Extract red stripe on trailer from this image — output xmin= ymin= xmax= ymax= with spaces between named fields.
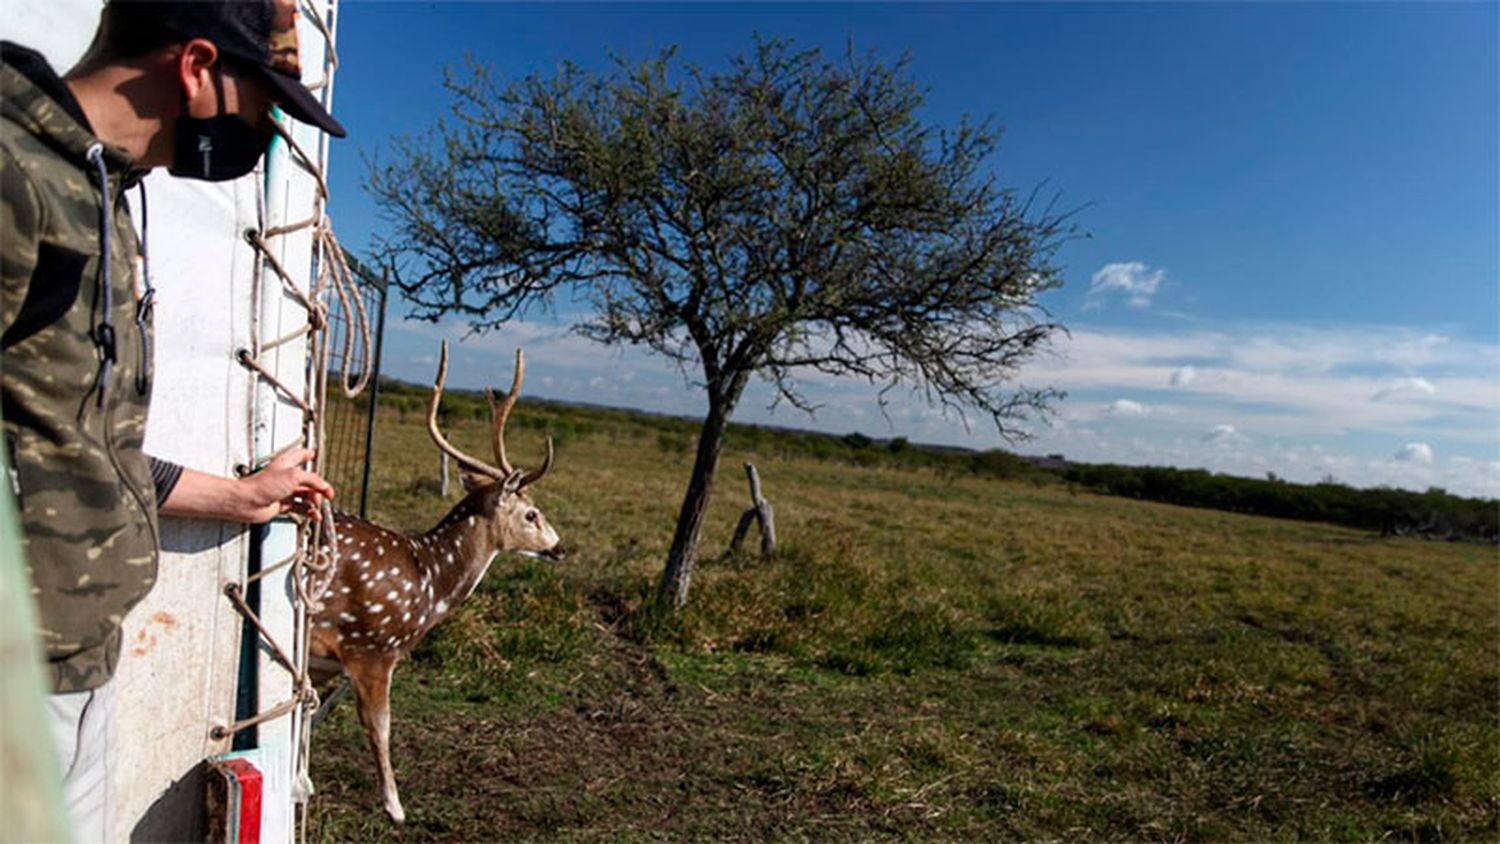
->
xmin=211 ymin=757 xmax=263 ymax=844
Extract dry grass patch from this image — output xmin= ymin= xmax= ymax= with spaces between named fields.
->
xmin=307 ymin=408 xmax=1499 ymax=841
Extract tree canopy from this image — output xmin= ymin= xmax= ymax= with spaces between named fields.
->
xmin=368 ymin=37 xmax=1078 ymax=606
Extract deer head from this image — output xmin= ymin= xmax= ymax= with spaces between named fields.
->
xmin=427 ymin=340 xmax=563 ymax=564
xmin=308 ymin=342 xmax=563 ymax=824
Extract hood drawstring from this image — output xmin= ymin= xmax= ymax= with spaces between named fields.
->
xmin=85 ymin=143 xmax=115 ymax=407
xmin=135 ymin=184 xmax=155 ymax=395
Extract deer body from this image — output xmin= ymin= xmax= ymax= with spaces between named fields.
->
xmin=309 ymin=344 xmax=561 ymax=823
xmin=314 ymin=500 xmax=550 ymax=660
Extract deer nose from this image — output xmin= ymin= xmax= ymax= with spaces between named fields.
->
xmin=542 ymin=543 xmax=567 ymax=562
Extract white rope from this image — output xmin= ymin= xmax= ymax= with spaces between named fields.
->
xmin=317 ymin=221 xmax=373 ymax=398
xmin=218 ymin=4 xmax=373 ymax=839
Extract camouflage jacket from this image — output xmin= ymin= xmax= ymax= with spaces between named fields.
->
xmin=1 ymin=44 xmax=158 ymax=693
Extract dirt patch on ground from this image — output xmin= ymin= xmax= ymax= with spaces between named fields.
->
xmin=307 ymin=612 xmax=943 ymax=841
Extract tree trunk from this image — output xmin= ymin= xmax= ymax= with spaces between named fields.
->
xmin=656 ymin=394 xmax=735 ymax=609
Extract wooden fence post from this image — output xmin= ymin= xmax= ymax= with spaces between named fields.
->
xmin=728 ymin=462 xmax=776 ymax=557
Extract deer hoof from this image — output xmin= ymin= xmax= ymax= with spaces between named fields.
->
xmin=385 ymin=799 xmax=406 ymax=824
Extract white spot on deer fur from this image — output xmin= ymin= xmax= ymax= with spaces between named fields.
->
xmin=380 ymin=616 xmax=391 ymax=626
xmin=467 ymin=516 xmax=475 ymax=526
xmin=435 ymin=600 xmax=448 ymax=614
xmin=386 ymin=590 xmax=398 ymax=600
xmin=370 ymin=603 xmax=384 ymax=613
xmin=446 ymin=553 xmax=454 ymax=563
xmin=339 ymin=612 xmax=355 ymax=622
xmin=403 ymin=612 xmax=411 ymax=622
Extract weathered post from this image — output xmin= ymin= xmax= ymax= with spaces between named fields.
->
xmin=728 ymin=462 xmax=776 ymax=557
xmin=439 ymin=452 xmax=450 ymax=497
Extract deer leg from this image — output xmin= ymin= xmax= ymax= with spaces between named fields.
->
xmin=345 ymin=653 xmax=405 ymax=823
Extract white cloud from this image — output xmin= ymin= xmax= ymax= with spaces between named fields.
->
xmin=1085 ymin=262 xmax=1166 ymax=309
xmin=1203 ymin=424 xmax=1243 ymax=444
xmin=1371 ymin=377 xmax=1437 ymax=402
xmin=1446 ymin=457 xmax=1500 ymax=493
xmin=1224 ymin=329 xmax=1463 ymax=375
xmin=1014 ymin=431 xmax=1494 ymax=498
xmin=1389 ymin=334 xmax=1449 ymax=368
xmin=1169 ymin=365 xmax=1197 ymax=388
xmin=374 ymin=314 xmax=1500 ymax=498
xmin=1032 ymin=325 xmax=1500 ymax=445
xmin=1393 ymin=442 xmax=1433 ymax=464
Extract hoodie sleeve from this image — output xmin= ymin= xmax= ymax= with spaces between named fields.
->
xmin=1 ymin=146 xmax=41 ymax=333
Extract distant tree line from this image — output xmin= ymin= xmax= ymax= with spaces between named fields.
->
xmin=362 ymin=376 xmax=1496 ymax=543
xmin=1063 ymin=463 xmax=1499 ymax=544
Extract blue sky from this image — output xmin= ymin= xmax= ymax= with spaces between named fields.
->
xmin=323 ymin=1 xmax=1499 ymax=497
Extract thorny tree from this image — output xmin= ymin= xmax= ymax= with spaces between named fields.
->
xmin=367 ymin=39 xmax=1076 ymax=608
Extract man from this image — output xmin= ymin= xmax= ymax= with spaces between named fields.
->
xmin=2 ymin=1 xmax=345 ymax=838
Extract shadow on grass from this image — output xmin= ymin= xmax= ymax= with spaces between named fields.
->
xmin=983 ymin=593 xmax=1102 ymax=648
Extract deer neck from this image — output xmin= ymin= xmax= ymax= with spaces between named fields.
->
xmin=416 ymin=497 xmax=500 ymax=614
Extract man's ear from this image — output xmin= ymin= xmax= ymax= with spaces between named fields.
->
xmin=175 ymin=38 xmax=220 ymax=114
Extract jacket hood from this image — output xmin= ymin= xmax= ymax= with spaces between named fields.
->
xmin=1 ymin=41 xmax=135 ymax=177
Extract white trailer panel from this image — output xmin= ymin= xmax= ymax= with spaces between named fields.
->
xmin=4 ymin=2 xmax=341 ymax=840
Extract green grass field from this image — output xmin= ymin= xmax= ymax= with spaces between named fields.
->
xmin=307 ymin=405 xmax=1498 ymax=841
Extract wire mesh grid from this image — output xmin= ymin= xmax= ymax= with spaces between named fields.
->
xmin=321 ymin=253 xmax=387 ymax=517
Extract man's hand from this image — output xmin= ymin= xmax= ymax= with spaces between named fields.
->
xmin=236 ymin=448 xmax=336 ymax=523
xmin=159 ymin=448 xmax=336 ymax=524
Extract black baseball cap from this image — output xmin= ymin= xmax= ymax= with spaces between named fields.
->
xmin=109 ymin=0 xmax=346 ymax=138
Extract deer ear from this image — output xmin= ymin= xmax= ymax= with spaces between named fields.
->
xmin=502 ymin=469 xmax=526 ymax=495
xmin=459 ymin=469 xmax=491 ymax=493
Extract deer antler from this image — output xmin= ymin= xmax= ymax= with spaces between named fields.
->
xmin=428 ymin=341 xmax=506 ymax=480
xmin=429 ymin=342 xmax=554 ymax=488
xmin=484 ymin=349 xmax=552 ymax=489
xmin=485 ymin=350 xmax=523 ymax=476
xmin=519 ymin=436 xmax=553 ymax=488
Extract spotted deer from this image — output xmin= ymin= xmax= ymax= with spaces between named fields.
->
xmin=309 ymin=342 xmax=564 ymax=823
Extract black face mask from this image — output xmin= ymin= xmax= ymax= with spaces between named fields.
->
xmin=168 ymin=67 xmax=273 ymax=182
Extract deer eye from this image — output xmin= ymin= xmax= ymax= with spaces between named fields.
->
xmin=525 ymin=510 xmax=538 ymax=523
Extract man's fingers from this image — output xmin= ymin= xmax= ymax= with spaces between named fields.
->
xmin=294 ymin=470 xmax=335 ymax=498
xmin=278 ymin=492 xmax=322 ymax=522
